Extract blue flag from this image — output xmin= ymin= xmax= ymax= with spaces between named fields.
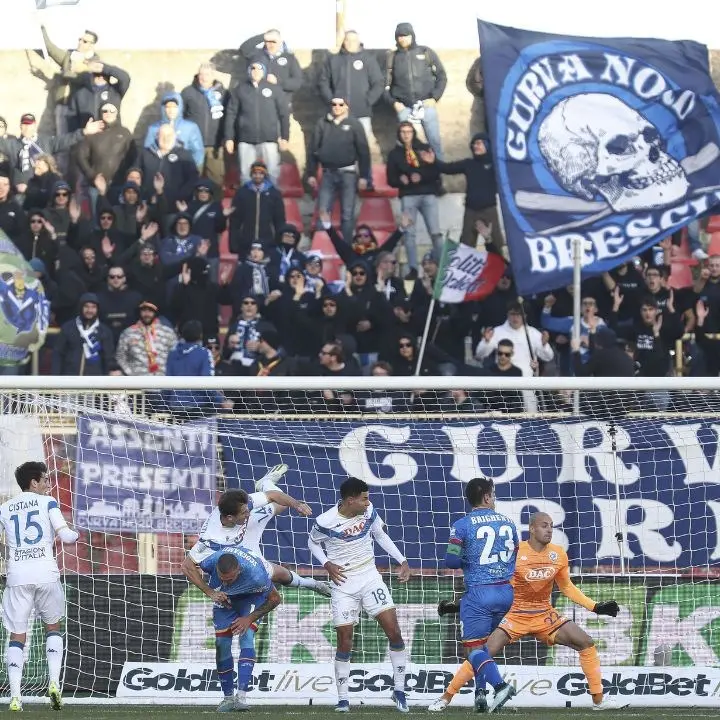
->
xmin=478 ymin=20 xmax=720 ymax=296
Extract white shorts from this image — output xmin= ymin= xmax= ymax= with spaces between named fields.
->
xmin=330 ymin=569 xmax=395 ymax=627
xmin=2 ymin=582 xmax=65 ymax=634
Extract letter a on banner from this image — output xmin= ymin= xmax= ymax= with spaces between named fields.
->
xmin=478 ymin=20 xmax=720 ymax=296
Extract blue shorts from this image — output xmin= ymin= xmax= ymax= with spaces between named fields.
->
xmin=459 ymin=583 xmax=513 ymax=645
xmin=213 ymin=591 xmax=269 ymax=633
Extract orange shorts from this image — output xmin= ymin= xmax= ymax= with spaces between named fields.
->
xmin=498 ymin=608 xmax=569 ymax=646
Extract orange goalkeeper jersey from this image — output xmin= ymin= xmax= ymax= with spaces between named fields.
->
xmin=510 ymin=540 xmax=595 ymax=613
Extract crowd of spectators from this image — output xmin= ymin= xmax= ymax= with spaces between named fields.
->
xmin=0 ymin=21 xmax=717 ymax=416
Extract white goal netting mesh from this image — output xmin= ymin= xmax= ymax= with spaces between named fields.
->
xmin=0 ymin=381 xmax=718 ymax=700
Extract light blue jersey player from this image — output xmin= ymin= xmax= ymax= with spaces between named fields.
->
xmin=445 ymin=477 xmax=518 ymax=714
xmin=196 ymin=546 xmax=281 ymax=712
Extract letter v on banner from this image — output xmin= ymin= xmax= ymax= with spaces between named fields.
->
xmin=477 ymin=19 xmax=720 ymax=296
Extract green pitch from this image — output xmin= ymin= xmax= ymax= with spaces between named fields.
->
xmin=12 ymin=706 xmax=719 ymax=719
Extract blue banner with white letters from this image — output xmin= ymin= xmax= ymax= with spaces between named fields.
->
xmin=219 ymin=418 xmax=720 ymax=570
xmin=477 ymin=21 xmax=720 ymax=296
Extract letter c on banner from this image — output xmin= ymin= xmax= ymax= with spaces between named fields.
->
xmin=339 ymin=426 xmax=418 ymax=486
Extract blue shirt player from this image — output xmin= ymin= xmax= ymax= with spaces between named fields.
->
xmin=198 ymin=546 xmax=281 ymax=712
xmin=445 ymin=476 xmax=518 ymax=714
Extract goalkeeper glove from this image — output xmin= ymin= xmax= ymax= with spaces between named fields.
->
xmin=593 ymin=600 xmax=620 ymax=617
xmin=437 ymin=599 xmax=460 ymax=617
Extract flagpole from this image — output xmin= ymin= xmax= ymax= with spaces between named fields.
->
xmin=414 ymin=297 xmax=436 ymax=377
xmin=572 ymin=235 xmax=582 ymax=415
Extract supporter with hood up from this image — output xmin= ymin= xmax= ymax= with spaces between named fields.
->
xmin=143 ymin=92 xmax=204 ymax=169
xmin=158 ymin=213 xmax=205 ymax=267
xmin=267 ymin=223 xmax=306 ymax=282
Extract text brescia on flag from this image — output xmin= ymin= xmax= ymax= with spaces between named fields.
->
xmin=478 ymin=20 xmax=720 ymax=296
xmin=433 ymin=239 xmax=506 ymax=303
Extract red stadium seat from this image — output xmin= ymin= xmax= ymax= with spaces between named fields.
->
xmin=356 ymin=197 xmax=396 ymax=232
xmin=310 ymin=231 xmax=344 ymax=282
xmin=670 ymin=230 xmax=698 ymax=267
xmin=668 ymin=263 xmax=693 ymax=290
xmin=359 ymin=164 xmax=399 ymax=198
xmin=707 ymin=215 xmax=720 ymax=234
xmin=277 ymin=163 xmax=304 ymax=198
xmin=707 ymin=232 xmax=720 ymax=257
xmin=283 ymin=198 xmax=303 ymax=230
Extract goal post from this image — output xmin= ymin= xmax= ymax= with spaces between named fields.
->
xmin=0 ymin=375 xmax=719 ymax=708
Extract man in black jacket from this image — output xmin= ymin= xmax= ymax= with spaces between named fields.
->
xmin=307 ymin=98 xmax=370 ymax=244
xmin=68 ymin=60 xmax=131 ymax=131
xmin=318 ymin=31 xmax=384 ymax=147
xmin=0 ymin=175 xmax=26 ymax=242
xmin=97 ymin=265 xmax=142 ymax=343
xmin=424 ymin=132 xmax=502 ymax=250
xmin=181 ymin=62 xmax=228 ymax=193
xmin=228 ymin=161 xmax=285 ymax=256
xmin=224 ymin=62 xmax=289 ymax=184
xmin=384 ymin=22 xmax=446 ymax=159
xmin=386 ymin=122 xmax=441 ymax=278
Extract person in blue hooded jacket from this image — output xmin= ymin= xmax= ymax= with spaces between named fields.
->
xmin=164 ymin=319 xmax=233 ymax=415
xmin=143 ymin=92 xmax=204 ymax=169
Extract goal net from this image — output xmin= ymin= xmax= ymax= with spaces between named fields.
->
xmin=1 ymin=375 xmax=719 ymax=708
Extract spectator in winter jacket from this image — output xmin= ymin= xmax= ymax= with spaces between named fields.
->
xmin=139 ymin=124 xmax=199 ymax=208
xmin=171 ymin=256 xmax=221 ymax=339
xmin=0 ymin=175 xmax=26 ymax=242
xmin=318 ymin=31 xmax=384 ymax=145
xmin=374 ymin=251 xmax=406 ymax=308
xmin=266 ymin=223 xmax=306 ymax=283
xmin=51 ymin=292 xmax=120 ymax=375
xmin=158 ymin=213 xmax=204 ymax=267
xmin=384 ymin=22 xmax=447 ymax=159
xmin=241 ymin=29 xmax=304 ymax=109
xmin=224 ymin=61 xmax=290 ymax=183
xmin=76 ymin=246 xmax=106 ymax=294
xmin=7 ymin=113 xmax=103 ymax=192
xmin=68 ymin=60 xmax=130 ymax=132
xmin=223 ymin=294 xmax=277 ymax=374
xmin=40 ymin=26 xmax=100 ymax=138
xmin=122 ymin=234 xmax=177 ymax=315
xmin=165 ymin=319 xmax=232 ymax=415
xmin=116 ymin=300 xmax=178 ymax=376
xmin=386 ymin=122 xmax=442 ymax=277
xmin=21 ymin=154 xmax=62 ymax=212
xmin=317 ymin=209 xmax=408 ymax=281
xmin=44 ymin=180 xmax=75 ymax=245
xmin=424 ymin=133 xmax=502 ymax=249
xmin=143 ymin=92 xmax=204 ymax=169
xmin=181 ymin=62 xmax=228 ymax=192
xmin=75 ymin=103 xmax=136 ymax=207
xmin=74 ymin=205 xmax=127 ymax=265
xmin=97 ymin=265 xmax=143 ymax=343
xmin=465 ymin=57 xmax=487 ymax=135
xmin=307 ymin=98 xmax=370 ymax=244
xmin=228 ymin=161 xmax=285 ymax=256
xmin=231 ymin=243 xmax=274 ymax=302
xmin=96 ymin=181 xmax=143 ymax=242
xmin=14 ymin=211 xmax=59 ymax=276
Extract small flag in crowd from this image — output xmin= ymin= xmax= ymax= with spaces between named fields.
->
xmin=433 ymin=238 xmax=506 ymax=303
xmin=35 ymin=0 xmax=80 ymax=8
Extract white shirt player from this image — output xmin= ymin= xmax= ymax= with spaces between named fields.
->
xmin=0 ymin=492 xmax=71 ymax=587
xmin=308 ymin=502 xmax=405 ymax=577
xmin=188 ymin=491 xmax=276 ymax=563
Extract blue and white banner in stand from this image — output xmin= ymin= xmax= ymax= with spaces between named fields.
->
xmin=477 ymin=20 xmax=720 ymax=296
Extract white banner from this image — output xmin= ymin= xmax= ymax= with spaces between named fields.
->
xmin=117 ymin=663 xmax=720 ymax=707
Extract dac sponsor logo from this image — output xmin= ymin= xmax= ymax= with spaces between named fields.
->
xmin=524 ymin=567 xmax=556 ymax=581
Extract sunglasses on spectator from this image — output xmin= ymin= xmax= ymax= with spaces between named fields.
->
xmin=399 ymin=341 xmax=412 ymax=348
xmin=30 ymin=218 xmax=43 ymax=224
xmin=497 ymin=350 xmax=512 ymax=357
xmin=264 ymin=39 xmax=279 ymax=44
xmin=55 ymin=191 xmax=69 ymax=197
xmin=242 ymin=299 xmax=257 ymax=305
xmin=100 ymin=215 xmax=113 ymax=221
xmin=331 ymin=101 xmax=346 ymax=107
xmin=109 ymin=273 xmax=125 ymax=279
xmin=351 ymin=270 xmax=366 ymax=277
xmin=101 ymin=108 xmax=117 ymax=114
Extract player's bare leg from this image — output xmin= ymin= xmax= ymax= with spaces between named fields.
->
xmin=334 ymin=624 xmax=354 ymax=712
xmin=7 ymin=631 xmax=26 ymax=711
xmin=375 ymin=608 xmax=409 ymax=713
xmin=45 ymin=622 xmax=64 ymax=710
xmin=553 ymin=622 xmax=627 ymax=711
xmin=269 ymin=562 xmax=332 ymax=597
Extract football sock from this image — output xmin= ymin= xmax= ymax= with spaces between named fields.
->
xmin=335 ymin=651 xmax=351 ymax=701
xmin=46 ymin=632 xmax=63 ymax=685
xmin=447 ymin=660 xmax=475 ymax=697
xmin=389 ymin=642 xmax=407 ymax=692
xmin=468 ymin=647 xmax=503 ymax=690
xmin=7 ymin=641 xmax=25 ymax=699
xmin=579 ymin=646 xmax=603 ymax=701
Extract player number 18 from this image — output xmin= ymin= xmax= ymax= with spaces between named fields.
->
xmin=475 ymin=524 xmax=515 ymax=565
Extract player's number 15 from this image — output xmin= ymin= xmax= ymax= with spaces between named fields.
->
xmin=475 ymin=525 xmax=515 ymax=565
xmin=10 ymin=511 xmax=43 ymax=546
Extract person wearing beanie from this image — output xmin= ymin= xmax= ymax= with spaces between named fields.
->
xmin=223 ymin=60 xmax=289 ymax=183
xmin=116 ymin=300 xmax=178 ymax=376
xmin=228 ymin=160 xmax=285 ymax=257
xmin=143 ymin=92 xmax=204 ymax=169
xmin=384 ymin=22 xmax=447 ymax=159
xmin=52 ymin=292 xmax=120 ymax=375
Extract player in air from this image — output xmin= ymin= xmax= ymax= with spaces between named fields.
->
xmin=0 ymin=461 xmax=80 ymax=712
xmin=430 ymin=512 xmax=623 ymax=712
xmin=195 ymin=545 xmax=282 ymax=711
xmin=444 ymin=476 xmax=519 ymax=714
xmin=183 ymin=464 xmax=331 ymax=597
xmin=308 ymin=477 xmax=411 ymax=713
